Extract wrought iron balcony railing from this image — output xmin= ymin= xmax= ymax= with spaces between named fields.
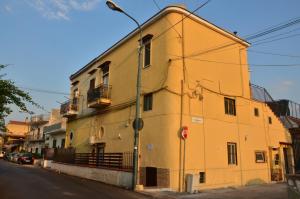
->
xmin=60 ymin=99 xmax=78 ymax=117
xmin=44 ymin=122 xmax=65 ymax=134
xmin=30 ymin=114 xmax=49 ymax=125
xmin=87 ymin=84 xmax=112 ymax=108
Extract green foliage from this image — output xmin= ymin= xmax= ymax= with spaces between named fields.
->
xmin=0 ymin=64 xmax=39 ymax=131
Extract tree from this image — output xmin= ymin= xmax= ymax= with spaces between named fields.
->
xmin=0 ymin=64 xmax=39 ymax=131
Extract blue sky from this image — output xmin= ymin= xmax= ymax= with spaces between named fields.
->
xmin=1 ymin=0 xmax=300 ymax=122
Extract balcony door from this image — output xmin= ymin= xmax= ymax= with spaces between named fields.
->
xmin=89 ymin=78 xmax=95 ymax=90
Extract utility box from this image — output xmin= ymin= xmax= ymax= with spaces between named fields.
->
xmin=186 ymin=173 xmax=200 ymax=193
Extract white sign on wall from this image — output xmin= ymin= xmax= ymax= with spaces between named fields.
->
xmin=192 ymin=116 xmax=203 ymax=124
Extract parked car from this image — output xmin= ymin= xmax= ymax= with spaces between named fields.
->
xmin=11 ymin=153 xmax=20 ymax=163
xmin=5 ymin=152 xmax=13 ymax=161
xmin=17 ymin=153 xmax=34 ymax=164
xmin=0 ymin=151 xmax=5 ymax=159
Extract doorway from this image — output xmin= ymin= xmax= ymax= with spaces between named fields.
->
xmin=283 ymin=147 xmax=291 ymax=174
xmin=146 ymin=167 xmax=157 ymax=187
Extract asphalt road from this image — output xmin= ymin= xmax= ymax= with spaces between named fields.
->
xmin=0 ymin=160 xmax=150 ymax=199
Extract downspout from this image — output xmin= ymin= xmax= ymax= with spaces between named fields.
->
xmin=239 ymin=48 xmax=245 ymax=97
xmin=179 ymin=13 xmax=186 ymax=192
xmin=181 ymin=14 xmax=186 ymax=192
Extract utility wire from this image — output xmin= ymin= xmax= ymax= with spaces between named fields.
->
xmin=152 ymin=0 xmax=211 ymax=42
xmin=182 ymin=57 xmax=300 ymax=67
xmin=252 ymin=33 xmax=300 ymax=46
xmin=248 ymin=50 xmax=300 ymax=58
xmin=19 ymin=86 xmax=69 ymax=96
xmin=152 ymin=0 xmax=182 ymax=37
xmin=183 ymin=16 xmax=300 ymax=59
xmin=249 ymin=26 xmax=300 ymax=44
xmin=245 ymin=17 xmax=300 ymax=40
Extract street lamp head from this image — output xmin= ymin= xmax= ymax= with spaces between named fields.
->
xmin=106 ymin=0 xmax=123 ymax=13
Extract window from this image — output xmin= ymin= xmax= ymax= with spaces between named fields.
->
xmin=224 ymin=98 xmax=236 ymax=116
xmin=254 ymin=108 xmax=259 ymax=117
xmin=143 ymin=93 xmax=153 ymax=111
xmin=89 ymin=78 xmax=95 ymax=90
xmin=53 ymin=139 xmax=57 ymax=148
xmin=142 ymin=34 xmax=153 ymax=68
xmin=227 ymin=142 xmax=237 ymax=165
xmin=268 ymin=117 xmax=272 ymax=124
xmin=102 ymin=65 xmax=109 ymax=85
xmin=199 ymin=172 xmax=206 ymax=183
xmin=73 ymin=88 xmax=79 ymax=105
xmin=255 ymin=151 xmax=266 ymax=163
xmin=61 ymin=139 xmax=65 ymax=148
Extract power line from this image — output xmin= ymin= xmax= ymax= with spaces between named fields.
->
xmin=152 ymin=0 xmax=211 ymax=42
xmin=151 ymin=0 xmax=182 ymax=37
xmin=183 ymin=16 xmax=300 ymax=59
xmin=181 ymin=57 xmax=300 ymax=67
xmin=252 ymin=33 xmax=300 ymax=46
xmin=249 ymin=26 xmax=300 ymax=44
xmin=248 ymin=50 xmax=300 ymax=58
xmin=19 ymin=86 xmax=69 ymax=96
xmin=245 ymin=17 xmax=300 ymax=40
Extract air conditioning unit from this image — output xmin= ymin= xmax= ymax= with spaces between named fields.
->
xmin=186 ymin=173 xmax=201 ymax=193
xmin=89 ymin=135 xmax=95 ymax=145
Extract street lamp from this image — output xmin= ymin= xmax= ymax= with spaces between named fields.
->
xmin=106 ymin=0 xmax=143 ymax=190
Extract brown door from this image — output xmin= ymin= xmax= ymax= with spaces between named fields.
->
xmin=146 ymin=167 xmax=157 ymax=187
xmin=283 ymin=148 xmax=291 ymax=174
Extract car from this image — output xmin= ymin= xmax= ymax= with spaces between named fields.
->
xmin=5 ymin=152 xmax=14 ymax=161
xmin=11 ymin=153 xmax=20 ymax=163
xmin=17 ymin=153 xmax=34 ymax=164
xmin=0 ymin=151 xmax=5 ymax=159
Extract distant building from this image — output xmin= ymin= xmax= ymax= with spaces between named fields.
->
xmin=2 ymin=120 xmax=29 ymax=152
xmin=25 ymin=114 xmax=49 ymax=155
xmin=44 ymin=109 xmax=67 ymax=149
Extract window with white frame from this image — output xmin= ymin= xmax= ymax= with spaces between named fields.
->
xmin=255 ymin=151 xmax=266 ymax=163
xmin=142 ymin=34 xmax=153 ymax=68
xmin=227 ymin=142 xmax=237 ymax=165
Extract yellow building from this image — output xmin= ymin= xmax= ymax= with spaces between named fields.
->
xmin=3 ymin=120 xmax=29 ymax=152
xmin=62 ymin=6 xmax=293 ymax=191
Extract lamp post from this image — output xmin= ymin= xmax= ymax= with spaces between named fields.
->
xmin=106 ymin=0 xmax=143 ymax=190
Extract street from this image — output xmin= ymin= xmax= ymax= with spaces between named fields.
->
xmin=0 ymin=160 xmax=149 ymax=199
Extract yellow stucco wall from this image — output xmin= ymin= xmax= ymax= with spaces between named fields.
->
xmin=65 ymin=7 xmax=292 ymax=191
xmin=6 ymin=122 xmax=29 ymax=136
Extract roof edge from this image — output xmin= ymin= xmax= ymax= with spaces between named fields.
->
xmin=70 ymin=6 xmax=250 ymax=80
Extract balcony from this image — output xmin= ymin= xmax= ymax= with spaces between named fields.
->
xmin=30 ymin=114 xmax=49 ymax=125
xmin=27 ymin=134 xmax=45 ymax=142
xmin=87 ymin=84 xmax=112 ymax=108
xmin=44 ymin=122 xmax=66 ymax=135
xmin=60 ymin=100 xmax=78 ymax=118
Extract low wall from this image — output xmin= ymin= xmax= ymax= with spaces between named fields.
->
xmin=42 ymin=160 xmax=132 ymax=188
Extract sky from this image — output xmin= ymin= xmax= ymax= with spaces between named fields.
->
xmin=1 ymin=0 xmax=300 ymax=123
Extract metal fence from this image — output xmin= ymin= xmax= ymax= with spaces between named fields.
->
xmin=251 ymin=84 xmax=300 ymax=120
xmin=60 ymin=100 xmax=78 ymax=115
xmin=45 ymin=148 xmax=132 ymax=171
xmin=87 ymin=84 xmax=112 ymax=103
xmin=250 ymin=84 xmax=274 ymax=102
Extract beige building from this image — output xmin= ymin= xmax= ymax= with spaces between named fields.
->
xmin=62 ymin=6 xmax=293 ymax=191
xmin=2 ymin=120 xmax=29 ymax=152
xmin=25 ymin=114 xmax=49 ymax=155
xmin=44 ymin=109 xmax=67 ymax=149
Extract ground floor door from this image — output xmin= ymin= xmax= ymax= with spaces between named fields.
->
xmin=269 ymin=147 xmax=283 ymax=181
xmin=146 ymin=167 xmax=157 ymax=187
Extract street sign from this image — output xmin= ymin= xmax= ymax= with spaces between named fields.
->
xmin=132 ymin=118 xmax=144 ymax=131
xmin=181 ymin=126 xmax=188 ymax=139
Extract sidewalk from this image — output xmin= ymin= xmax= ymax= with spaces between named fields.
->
xmin=140 ymin=183 xmax=288 ymax=199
